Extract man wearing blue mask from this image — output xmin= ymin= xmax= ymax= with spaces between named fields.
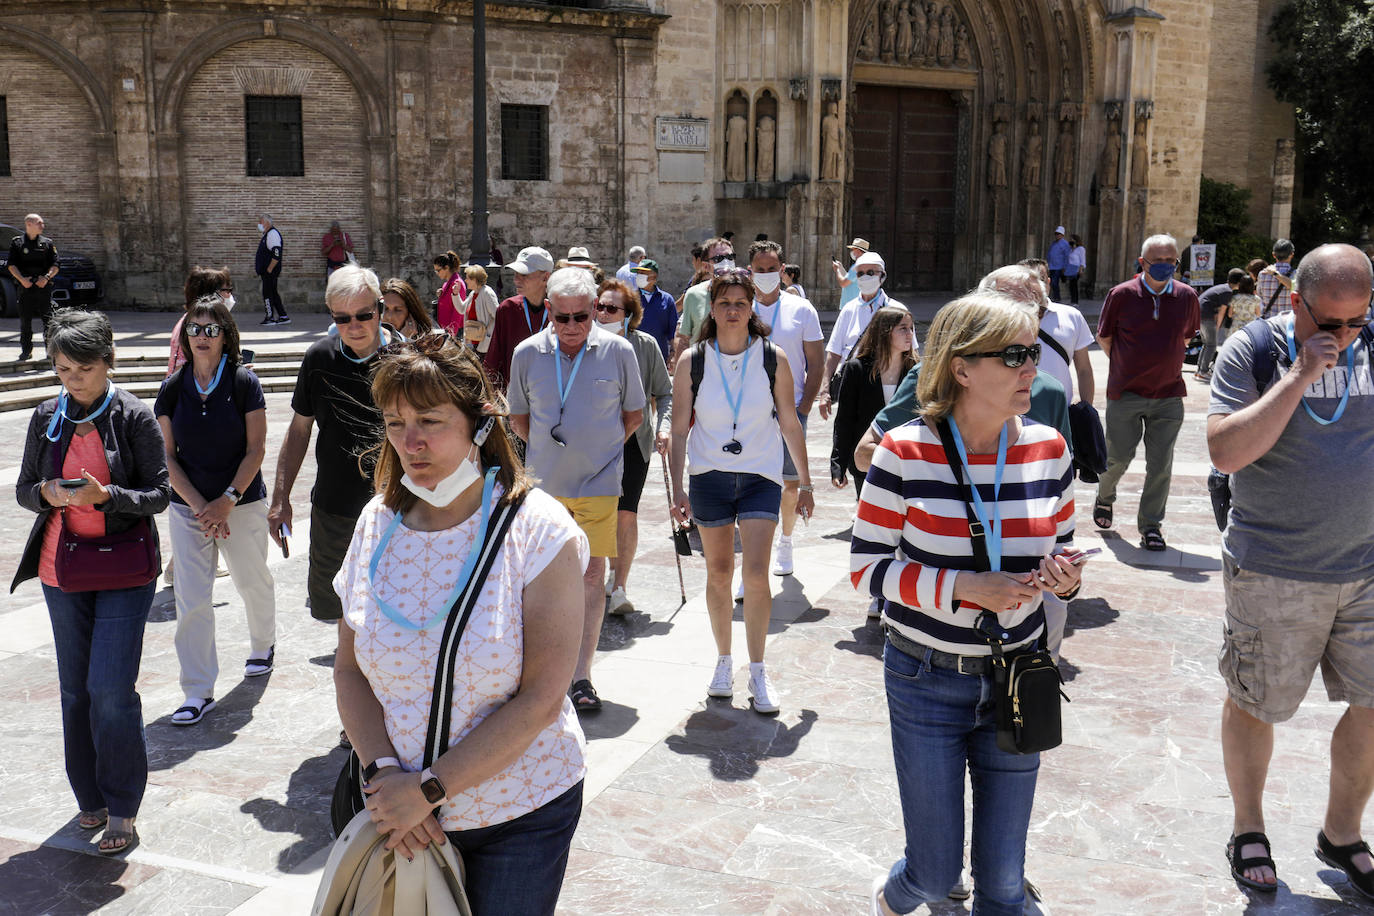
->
xmin=1091 ymin=233 xmax=1200 ymax=551
xmin=1256 ymin=238 xmax=1296 ymax=318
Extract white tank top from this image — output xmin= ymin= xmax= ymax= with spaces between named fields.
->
xmin=686 ymin=338 xmax=784 ymax=483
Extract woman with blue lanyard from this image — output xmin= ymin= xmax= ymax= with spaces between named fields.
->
xmin=14 ymin=308 xmax=170 ymax=856
xmin=851 ymin=293 xmax=1084 ymax=916
xmin=155 ymin=295 xmax=275 ymax=728
xmin=334 ymin=335 xmax=588 ymax=915
xmin=668 ymin=269 xmax=813 ymax=716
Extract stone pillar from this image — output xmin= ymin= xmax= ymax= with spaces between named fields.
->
xmin=616 ymin=36 xmax=656 ymax=261
xmin=1270 ymin=137 xmax=1295 ymax=241
xmin=383 ymin=19 xmax=431 ymax=277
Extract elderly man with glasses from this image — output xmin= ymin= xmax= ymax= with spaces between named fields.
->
xmin=1209 ymin=243 xmax=1374 ymax=898
xmin=1091 ymin=233 xmax=1201 ymax=552
xmin=508 ymin=267 xmax=646 ymax=715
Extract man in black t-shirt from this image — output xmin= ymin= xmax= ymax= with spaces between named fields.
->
xmin=1195 ymin=267 xmax=1244 ymax=380
xmin=268 ymin=264 xmax=385 ymax=620
xmin=6 ymin=214 xmax=59 ymax=361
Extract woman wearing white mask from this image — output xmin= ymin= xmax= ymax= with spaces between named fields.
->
xmin=594 ymin=279 xmax=672 ymax=614
xmin=334 ymin=334 xmax=589 ymax=915
xmin=818 ymin=251 xmax=910 ymax=420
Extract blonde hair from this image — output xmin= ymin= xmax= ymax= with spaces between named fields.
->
xmin=916 ymin=293 xmax=1037 ymax=422
xmin=464 ymin=264 xmax=488 ymax=287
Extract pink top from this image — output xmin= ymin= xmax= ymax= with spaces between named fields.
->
xmin=436 ymin=274 xmax=469 ymax=335
xmin=168 ymin=315 xmax=187 ymax=375
xmin=39 ymin=430 xmax=111 ymax=587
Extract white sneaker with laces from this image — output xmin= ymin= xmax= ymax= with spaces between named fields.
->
xmin=607 ymin=586 xmax=633 ymax=615
xmin=707 ymin=656 xmax=734 ymax=698
xmin=868 ymin=596 xmax=884 ymax=619
xmin=772 ymin=537 xmax=794 ymax=576
xmin=748 ymin=668 xmax=780 ymax=715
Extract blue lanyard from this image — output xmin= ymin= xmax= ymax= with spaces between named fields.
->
xmin=753 ymin=297 xmax=779 ymax=327
xmin=713 ymin=338 xmax=752 ymax=434
xmin=523 ymin=299 xmax=546 ymax=336
xmin=195 ymin=355 xmax=228 ymax=396
xmin=338 ymin=327 xmax=393 ymax=364
xmin=947 ymin=417 xmax=1008 ymax=572
xmin=367 ymin=469 xmax=496 ymax=631
xmin=1285 ymin=316 xmax=1356 ymax=426
xmin=45 ymin=383 xmax=115 ymax=442
xmin=554 ymin=338 xmax=588 ymax=409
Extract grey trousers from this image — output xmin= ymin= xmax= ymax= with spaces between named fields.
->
xmin=1094 ymin=393 xmax=1184 ymax=532
xmin=1196 ymin=321 xmax=1218 ymax=375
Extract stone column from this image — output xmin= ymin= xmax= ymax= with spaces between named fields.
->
xmin=1270 ymin=138 xmax=1295 ymax=241
xmin=616 ymin=36 xmax=656 ymax=262
xmin=382 ymin=19 xmax=432 ymax=277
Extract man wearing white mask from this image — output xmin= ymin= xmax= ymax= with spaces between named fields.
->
xmin=817 ymin=250 xmax=909 ymax=419
xmin=630 ymin=259 xmax=676 ymax=364
xmin=748 ymin=240 xmax=824 ymax=577
xmin=829 ymin=237 xmax=870 ymax=314
xmin=673 ymin=236 xmax=736 ymax=366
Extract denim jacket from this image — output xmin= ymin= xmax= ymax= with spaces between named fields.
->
xmin=13 ymin=386 xmax=171 ymax=591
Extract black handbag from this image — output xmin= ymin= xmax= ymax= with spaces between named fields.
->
xmin=331 ymin=491 xmax=526 ymax=837
xmin=934 ymin=419 xmax=1067 ymax=755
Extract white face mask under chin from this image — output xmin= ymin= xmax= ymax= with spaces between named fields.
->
xmin=857 ymin=275 xmax=883 ymax=296
xmin=595 ymin=319 xmax=623 ymax=335
xmin=398 ymin=419 xmax=494 ymax=508
xmin=223 ymin=295 xmax=236 ymax=312
xmin=753 ymin=271 xmax=781 ymax=295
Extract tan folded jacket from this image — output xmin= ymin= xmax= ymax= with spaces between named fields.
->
xmin=313 ymin=810 xmax=472 ymax=916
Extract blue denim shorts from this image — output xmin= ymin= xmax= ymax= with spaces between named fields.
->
xmin=688 ymin=471 xmax=782 ymax=528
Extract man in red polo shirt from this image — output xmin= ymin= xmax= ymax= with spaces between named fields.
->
xmin=1093 ymin=233 xmax=1201 ymax=551
xmin=482 ymin=246 xmax=555 ymax=389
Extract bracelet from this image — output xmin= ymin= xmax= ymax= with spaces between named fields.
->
xmin=1055 ymin=582 xmax=1081 ymax=600
xmin=798 ymin=484 xmax=814 ymax=493
xmin=362 ymin=756 xmax=402 ymax=781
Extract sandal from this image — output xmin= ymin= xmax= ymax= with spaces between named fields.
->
xmin=1316 ymin=830 xmax=1374 ymax=900
xmin=569 ymin=679 xmax=602 ymax=713
xmin=171 ymin=697 xmax=216 ymax=726
xmin=77 ymin=808 xmax=108 ymax=831
xmin=244 ymin=645 xmax=275 ymax=678
xmin=1093 ymin=501 xmax=1112 ymax=530
xmin=1140 ymin=529 xmax=1167 ymax=551
xmin=97 ymin=820 xmax=139 ymax=857
xmin=1228 ymin=831 xmax=1278 ymax=892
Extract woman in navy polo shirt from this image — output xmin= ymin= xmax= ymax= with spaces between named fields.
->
xmin=155 ymin=295 xmax=276 ymax=727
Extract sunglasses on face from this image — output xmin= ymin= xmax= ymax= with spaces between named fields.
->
xmin=965 ymin=343 xmax=1041 ymax=368
xmin=553 ymin=311 xmax=590 ymax=324
xmin=332 ymin=309 xmax=377 ymax=325
xmin=187 ymin=323 xmax=223 ymax=338
xmin=219 ymin=286 xmax=234 ymax=295
xmin=1300 ymin=294 xmax=1372 ymax=332
xmin=856 ymin=269 xmax=882 ymax=277
xmin=594 ymin=302 xmax=625 ymax=315
xmin=707 ymin=253 xmax=735 ymax=264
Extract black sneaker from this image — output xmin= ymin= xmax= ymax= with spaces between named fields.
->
xmin=274 ymin=315 xmax=291 ymax=325
xmin=259 ymin=315 xmax=278 ymax=325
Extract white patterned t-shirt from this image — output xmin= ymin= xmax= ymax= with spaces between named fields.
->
xmin=335 ymin=485 xmax=589 ymax=830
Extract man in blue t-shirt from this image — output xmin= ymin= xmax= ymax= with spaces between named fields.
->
xmin=1046 ymin=226 xmax=1071 ymax=302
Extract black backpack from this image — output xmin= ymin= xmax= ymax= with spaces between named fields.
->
xmin=688 ymin=339 xmax=778 ymax=417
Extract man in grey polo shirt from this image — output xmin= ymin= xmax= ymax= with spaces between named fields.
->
xmin=509 ymin=267 xmax=646 ymax=714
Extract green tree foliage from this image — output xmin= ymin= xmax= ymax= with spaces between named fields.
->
xmin=1267 ymin=0 xmax=1374 ymax=227
xmin=1197 ymin=177 xmax=1272 ymax=276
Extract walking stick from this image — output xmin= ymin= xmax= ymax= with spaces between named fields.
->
xmin=662 ymin=453 xmax=688 ymax=607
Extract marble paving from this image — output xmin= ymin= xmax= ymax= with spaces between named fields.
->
xmin=0 ymin=310 xmax=1370 ymax=914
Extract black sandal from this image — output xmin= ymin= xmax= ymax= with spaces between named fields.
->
xmin=1316 ymin=830 xmax=1374 ymax=900
xmin=569 ymin=679 xmax=602 ymax=713
xmin=1228 ymin=831 xmax=1278 ymax=892
xmin=1093 ymin=501 xmax=1112 ymax=530
xmin=1140 ymin=529 xmax=1167 ymax=551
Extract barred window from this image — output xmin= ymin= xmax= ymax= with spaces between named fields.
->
xmin=245 ymin=96 xmax=304 ymax=177
xmin=501 ymin=104 xmax=548 ymax=181
xmin=0 ymin=97 xmax=10 ymax=177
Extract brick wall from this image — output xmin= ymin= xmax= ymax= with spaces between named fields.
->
xmin=1146 ymin=0 xmax=1216 ymax=242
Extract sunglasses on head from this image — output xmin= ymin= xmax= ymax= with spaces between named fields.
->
xmin=331 ymin=309 xmax=377 ymax=325
xmin=1300 ymin=294 xmax=1372 ymax=332
xmin=187 ymin=323 xmax=223 ymax=338
xmin=553 ymin=311 xmax=590 ymax=324
xmin=594 ymin=302 xmax=625 ymax=315
xmin=965 ymin=343 xmax=1041 ymax=368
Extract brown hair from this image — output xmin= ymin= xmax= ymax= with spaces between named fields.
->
xmin=433 ymin=250 xmax=461 ymax=271
xmin=697 ymin=269 xmax=769 ymax=342
xmin=368 ymin=335 xmax=531 ymax=511
xmin=179 ymin=295 xmax=243 ymax=366
xmin=380 ymin=277 xmax=434 ymax=334
xmin=853 ymin=305 xmax=918 ymax=382
xmin=1246 ymin=258 xmax=1267 ymax=279
xmin=183 ymin=265 xmax=231 ymax=310
xmin=596 ymin=278 xmax=643 ymax=332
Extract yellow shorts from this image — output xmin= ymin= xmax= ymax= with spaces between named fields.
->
xmin=555 ymin=495 xmax=618 ymax=558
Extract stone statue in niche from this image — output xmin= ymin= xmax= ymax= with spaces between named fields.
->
xmin=954 ymin=24 xmax=971 ymax=67
xmin=938 ymin=6 xmax=955 ymax=65
xmin=1022 ymin=120 xmax=1042 ymax=188
xmin=911 ymin=0 xmax=928 ymax=60
xmin=880 ymin=0 xmax=897 ymax=62
xmin=726 ymin=114 xmax=748 ymax=182
xmin=988 ymin=123 xmax=1009 ymax=188
xmin=756 ymin=116 xmax=776 ymax=183
xmin=896 ymin=0 xmax=914 ymax=62
xmin=1099 ymin=117 xmax=1122 ymax=189
xmin=1055 ymin=118 xmax=1075 ymax=187
xmin=821 ymin=102 xmax=843 ymax=182
xmin=1130 ymin=116 xmax=1149 ymax=187
xmin=858 ymin=18 xmax=878 ymax=61
xmin=925 ymin=2 xmax=940 ymax=61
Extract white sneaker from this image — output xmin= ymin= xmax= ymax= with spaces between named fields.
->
xmin=772 ymin=537 xmax=794 ymax=576
xmin=748 ymin=668 xmax=780 ymax=714
xmin=869 ymin=874 xmax=887 ymax=916
xmin=734 ymin=578 xmax=744 ymax=603
xmin=707 ymin=656 xmax=734 ymax=698
xmin=604 ymin=577 xmax=613 ymax=597
xmin=868 ymin=596 xmax=884 ymax=619
xmin=607 ymin=586 xmax=633 ymax=615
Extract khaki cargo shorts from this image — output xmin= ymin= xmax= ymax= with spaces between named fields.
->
xmin=1219 ymin=558 xmax=1374 ymax=724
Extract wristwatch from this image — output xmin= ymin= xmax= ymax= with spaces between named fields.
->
xmin=362 ymin=756 xmax=401 ymax=781
xmin=419 ymin=767 xmax=448 ymax=805
xmin=223 ymin=486 xmax=242 ymax=504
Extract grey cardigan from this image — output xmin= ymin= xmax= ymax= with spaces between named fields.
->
xmin=13 ymin=386 xmax=171 ymax=591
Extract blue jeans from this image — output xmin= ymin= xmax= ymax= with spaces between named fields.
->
xmin=881 ymin=642 xmax=1039 ymax=916
xmin=444 ymin=780 xmax=583 ymax=916
xmin=44 ymin=581 xmax=156 ymax=818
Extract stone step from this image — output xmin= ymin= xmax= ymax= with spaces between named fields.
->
xmin=0 ymin=357 xmax=303 ymax=395
xmin=0 ymin=346 xmax=310 ymax=376
xmin=0 ymin=374 xmax=301 ymax=413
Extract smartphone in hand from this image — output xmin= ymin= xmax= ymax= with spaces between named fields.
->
xmin=58 ymin=478 xmax=88 ymax=489
xmin=1060 ymin=547 xmax=1102 ymax=566
xmin=279 ymin=523 xmax=291 ymax=559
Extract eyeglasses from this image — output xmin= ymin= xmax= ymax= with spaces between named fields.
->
xmin=218 ymin=286 xmax=234 ymax=295
xmin=553 ymin=311 xmax=590 ymax=324
xmin=594 ymin=302 xmax=625 ymax=316
xmin=707 ymin=253 xmax=735 ymax=264
xmin=1299 ymin=294 xmax=1372 ymax=332
xmin=331 ymin=309 xmax=377 ymax=325
xmin=187 ymin=323 xmax=223 ymax=338
xmin=856 ymin=269 xmax=882 ymax=277
xmin=965 ymin=343 xmax=1041 ymax=368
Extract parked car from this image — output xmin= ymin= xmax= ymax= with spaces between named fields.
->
xmin=0 ymin=223 xmax=104 ymax=318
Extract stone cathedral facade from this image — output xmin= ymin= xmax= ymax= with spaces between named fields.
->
xmin=0 ymin=0 xmax=1292 ymax=307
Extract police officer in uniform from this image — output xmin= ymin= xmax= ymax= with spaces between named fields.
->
xmin=254 ymin=213 xmax=289 ymax=325
xmin=7 ymin=213 xmax=59 ymax=361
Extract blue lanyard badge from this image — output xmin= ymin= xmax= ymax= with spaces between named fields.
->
xmin=195 ymin=355 xmax=228 ymax=396
xmin=713 ymin=338 xmax=753 ymax=445
xmin=368 ymin=468 xmax=496 ymax=631
xmin=1285 ymin=316 xmax=1355 ymax=426
xmin=45 ymin=383 xmax=116 ymax=442
xmin=338 ymin=327 xmax=394 ymax=364
xmin=523 ymin=299 xmax=546 ymax=335
xmin=554 ymin=341 xmax=588 ymax=410
xmin=947 ymin=417 xmax=1008 ymax=571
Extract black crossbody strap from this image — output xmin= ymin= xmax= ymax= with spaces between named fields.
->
xmin=1037 ymin=328 xmax=1070 ymax=366
xmin=934 ymin=418 xmax=990 ymax=572
xmin=422 ymin=492 xmax=527 ymax=766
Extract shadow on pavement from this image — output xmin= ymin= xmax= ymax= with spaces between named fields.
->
xmin=597 ymin=612 xmax=675 ymax=653
xmin=577 ymin=699 xmax=642 ymax=741
xmin=664 ymin=705 xmax=818 ymax=781
xmin=145 ymin=675 xmax=270 ymax=771
xmin=240 ymin=746 xmax=343 ymax=871
xmin=834 ymin=621 xmax=885 ymax=660
xmin=1062 ymin=596 xmax=1120 ymax=638
xmin=0 ymin=843 xmax=132 ymax=914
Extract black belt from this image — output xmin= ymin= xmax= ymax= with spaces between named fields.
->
xmin=886 ymin=626 xmax=993 ymax=676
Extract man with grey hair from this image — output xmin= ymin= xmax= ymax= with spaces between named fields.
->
xmin=255 ymin=213 xmax=289 ymax=324
xmin=509 ymin=267 xmax=646 ymax=714
xmin=6 ymin=213 xmax=59 ymax=361
xmin=1208 ymin=243 xmax=1374 ymax=896
xmin=1091 ymin=233 xmax=1200 ymax=551
xmin=616 ymin=245 xmax=646 ymax=285
xmin=268 ymin=264 xmax=388 ymax=622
